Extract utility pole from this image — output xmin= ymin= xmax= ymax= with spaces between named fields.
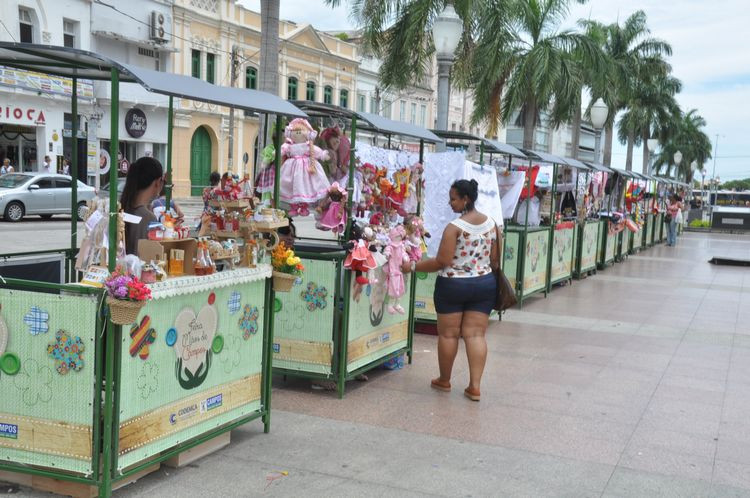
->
xmin=227 ymin=44 xmax=239 ymax=174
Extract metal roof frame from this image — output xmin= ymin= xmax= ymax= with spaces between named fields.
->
xmin=0 ymin=42 xmax=307 ymax=117
xmin=585 ymin=162 xmax=614 ymax=173
xmin=428 ymin=130 xmax=527 ymax=158
xmin=522 ymin=149 xmax=568 ymax=165
xmin=560 ymin=157 xmax=592 ymax=171
xmin=357 ymin=111 xmax=442 ymax=143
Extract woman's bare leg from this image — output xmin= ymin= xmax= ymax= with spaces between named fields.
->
xmin=461 ymin=311 xmax=490 ymax=392
xmin=435 ymin=312 xmax=463 ymax=382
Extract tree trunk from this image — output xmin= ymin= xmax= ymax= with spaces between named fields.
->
xmin=260 ymin=0 xmax=280 ymax=96
xmin=625 ymin=129 xmax=635 ymax=171
xmin=522 ymin=102 xmax=536 ymax=150
xmin=603 ymin=123 xmax=613 ymax=166
xmin=570 ymin=102 xmax=581 ymax=159
xmin=641 ymin=129 xmax=650 ymax=175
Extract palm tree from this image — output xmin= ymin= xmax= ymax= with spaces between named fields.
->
xmin=259 ymin=0 xmax=280 ymax=96
xmin=653 ymin=109 xmax=712 ymax=182
xmin=581 ymin=11 xmax=672 ymax=166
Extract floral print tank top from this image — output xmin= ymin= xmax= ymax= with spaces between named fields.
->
xmin=438 ymin=217 xmax=496 ymax=278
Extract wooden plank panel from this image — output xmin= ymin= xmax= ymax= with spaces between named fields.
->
xmin=272 ymin=338 xmax=332 ymax=366
xmin=0 ymin=413 xmax=91 ymax=460
xmin=347 ymin=322 xmax=408 ymax=364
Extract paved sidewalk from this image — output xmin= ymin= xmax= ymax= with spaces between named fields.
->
xmin=18 ymin=232 xmax=750 ymax=497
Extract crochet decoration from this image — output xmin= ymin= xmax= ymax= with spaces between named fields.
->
xmin=301 ymin=282 xmax=328 ymax=311
xmin=47 ymin=330 xmax=85 ymax=375
xmin=23 ymin=306 xmax=49 ymax=336
xmin=239 ymin=304 xmax=260 ymax=340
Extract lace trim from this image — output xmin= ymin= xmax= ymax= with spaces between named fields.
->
xmin=148 ymin=265 xmax=271 ymax=300
xmin=450 ymin=218 xmax=495 ymax=234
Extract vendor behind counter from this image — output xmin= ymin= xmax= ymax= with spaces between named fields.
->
xmin=121 ymin=157 xmax=164 ymax=255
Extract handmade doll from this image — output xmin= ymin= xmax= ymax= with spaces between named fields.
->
xmin=383 ymin=225 xmax=410 ymax=314
xmin=316 ymin=182 xmax=347 ymax=234
xmin=344 ymin=224 xmax=377 ymax=301
xmin=255 ymin=144 xmax=276 ymax=205
xmin=389 ymin=167 xmax=411 ymax=215
xmin=319 ymin=126 xmax=351 ymax=182
xmin=401 ymin=162 xmax=423 ymax=215
xmin=279 ymin=118 xmax=330 ymax=217
xmin=404 ymin=215 xmax=429 ymax=262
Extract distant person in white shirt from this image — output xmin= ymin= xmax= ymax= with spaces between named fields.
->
xmin=43 ymin=156 xmax=51 ymax=173
xmin=0 ymin=160 xmax=6 ymax=175
xmin=2 ymin=158 xmax=13 ymax=173
xmin=62 ymin=159 xmax=70 ymax=176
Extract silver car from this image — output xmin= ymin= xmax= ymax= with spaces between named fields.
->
xmin=0 ymin=173 xmax=96 ymax=222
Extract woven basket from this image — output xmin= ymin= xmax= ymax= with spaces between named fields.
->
xmin=107 ymin=297 xmax=146 ymax=325
xmin=272 ymin=271 xmax=297 ymax=292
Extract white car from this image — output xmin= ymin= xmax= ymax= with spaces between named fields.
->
xmin=0 ymin=173 xmax=96 ymax=222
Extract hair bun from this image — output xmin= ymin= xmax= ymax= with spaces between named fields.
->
xmin=469 ymin=179 xmax=478 ymax=188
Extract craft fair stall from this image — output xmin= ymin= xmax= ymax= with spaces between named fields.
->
xmin=595 ymin=167 xmax=628 ymax=267
xmin=575 ymin=162 xmax=611 ymax=277
xmin=268 ymin=102 xmax=441 ymax=398
xmin=0 ymin=43 xmax=306 ymax=497
xmin=641 ymin=173 xmax=657 ymax=247
xmin=412 ymin=131 xmax=526 ymax=324
xmin=548 ymin=157 xmax=591 ymax=289
xmin=624 ymin=172 xmax=647 ymax=254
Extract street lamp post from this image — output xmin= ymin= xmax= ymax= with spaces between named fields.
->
xmin=590 ymin=98 xmax=608 ymax=164
xmin=647 ymin=138 xmax=659 ymax=176
xmin=673 ymin=150 xmax=683 ymax=182
xmin=432 ymin=2 xmax=463 ymax=152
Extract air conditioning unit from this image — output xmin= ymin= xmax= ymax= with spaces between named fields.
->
xmin=150 ymin=11 xmax=171 ymax=43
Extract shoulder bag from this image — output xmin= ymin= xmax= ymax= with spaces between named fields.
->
xmin=493 ymin=225 xmax=518 ymax=312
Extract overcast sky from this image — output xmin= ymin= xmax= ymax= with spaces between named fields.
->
xmin=241 ymin=0 xmax=748 ymax=181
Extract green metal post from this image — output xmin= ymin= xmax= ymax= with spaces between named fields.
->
xmin=273 ymin=118 xmax=282 ymax=207
xmin=338 ymin=265 xmax=351 ymax=399
xmin=406 ymin=139 xmax=425 ymax=364
xmin=70 ymin=77 xmax=78 ymax=280
xmin=262 ymin=277 xmax=275 ymax=432
xmin=546 ymin=163 xmax=558 ymax=293
xmin=518 ymin=159 xmax=532 ymax=305
xmin=479 ymin=141 xmax=484 ymax=165
xmin=165 ymin=96 xmax=173 ymax=207
xmin=108 ymin=70 xmax=119 ymax=271
xmin=344 ymin=117 xmax=357 ymax=241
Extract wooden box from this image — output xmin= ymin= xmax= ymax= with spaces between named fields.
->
xmin=138 ymin=238 xmax=197 ymax=276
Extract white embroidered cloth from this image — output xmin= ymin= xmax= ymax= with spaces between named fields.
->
xmin=148 ymin=265 xmax=271 ymax=299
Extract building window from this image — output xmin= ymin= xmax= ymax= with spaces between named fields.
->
xmin=288 ymin=77 xmax=298 ymax=100
xmin=191 ymin=50 xmax=201 ymax=78
xmin=357 ymin=94 xmax=366 ymax=112
xmin=419 ymin=104 xmax=427 ymax=127
xmin=245 ymin=67 xmax=257 ymax=89
xmin=370 ymin=97 xmax=378 ymax=115
xmin=323 ymin=86 xmax=333 ymax=104
xmin=306 ymin=81 xmax=316 ymax=101
xmin=63 ymin=19 xmax=78 ymax=48
xmin=410 ymin=103 xmax=417 ymax=125
xmin=383 ymin=100 xmax=392 ymax=119
xmin=399 ymin=100 xmax=406 ymax=121
xmin=339 ymin=89 xmax=349 ymax=109
xmin=206 ymin=53 xmax=215 ymax=84
xmin=19 ymin=8 xmax=33 ymax=43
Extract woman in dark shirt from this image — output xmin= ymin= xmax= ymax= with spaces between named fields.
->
xmin=121 ymin=157 xmax=164 ymax=255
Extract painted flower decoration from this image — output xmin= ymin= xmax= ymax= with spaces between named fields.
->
xmin=136 ymin=362 xmax=159 ymax=400
xmin=228 ymin=291 xmax=241 ymax=314
xmin=301 ymin=282 xmax=328 ymax=311
xmin=238 ymin=304 xmax=259 ymax=340
xmin=23 ymin=306 xmax=49 ymax=336
xmin=13 ymin=359 xmax=53 ymax=406
xmin=220 ymin=336 xmax=242 ymax=374
xmin=47 ymin=330 xmax=85 ymax=375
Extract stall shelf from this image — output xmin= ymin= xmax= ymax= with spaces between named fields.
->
xmin=0 ymin=43 xmax=306 ymax=497
xmin=270 ymin=102 xmax=441 ymax=398
xmin=576 ymin=162 xmax=611 ymax=277
xmin=412 ymin=131 xmax=526 ymax=323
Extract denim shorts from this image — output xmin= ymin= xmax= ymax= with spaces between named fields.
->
xmin=434 ymin=273 xmax=497 ymax=315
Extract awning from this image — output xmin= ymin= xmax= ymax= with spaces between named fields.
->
xmin=523 ymin=149 xmax=568 ymax=165
xmin=0 ymin=42 xmax=306 ymax=117
xmin=482 ymin=139 xmax=527 ymax=158
xmin=585 ymin=162 xmax=614 ymax=173
xmin=427 ymin=130 xmax=526 ymax=158
xmin=357 ymin=112 xmax=442 ymax=143
xmin=290 ymin=101 xmax=358 ymax=120
xmin=610 ymin=168 xmax=639 ymax=179
xmin=561 ymin=157 xmax=592 ymax=170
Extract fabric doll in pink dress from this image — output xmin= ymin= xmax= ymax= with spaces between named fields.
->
xmin=384 ymin=225 xmax=410 ymax=314
xmin=316 ymin=182 xmax=347 ymax=234
xmin=279 ymin=118 xmax=330 ymax=217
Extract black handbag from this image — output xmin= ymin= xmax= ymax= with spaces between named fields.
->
xmin=493 ymin=226 xmax=518 ymax=312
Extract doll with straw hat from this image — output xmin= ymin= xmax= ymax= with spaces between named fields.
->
xmin=279 ymin=118 xmax=330 ymax=217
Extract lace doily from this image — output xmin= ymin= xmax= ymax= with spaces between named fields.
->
xmin=148 ymin=265 xmax=272 ymax=300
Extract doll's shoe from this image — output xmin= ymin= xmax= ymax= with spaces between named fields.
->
xmin=394 ymin=304 xmax=405 ymax=314
xmin=298 ymin=204 xmax=310 ymax=217
xmin=355 ymin=275 xmax=369 ymax=285
xmin=387 ymin=305 xmax=397 ymax=314
xmin=431 ymin=378 xmax=451 ymax=392
xmin=464 ymin=387 xmax=481 ymax=401
xmin=288 ymin=204 xmax=299 ymax=217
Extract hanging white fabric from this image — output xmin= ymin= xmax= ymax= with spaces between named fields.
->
xmin=497 ymin=171 xmax=525 ymax=221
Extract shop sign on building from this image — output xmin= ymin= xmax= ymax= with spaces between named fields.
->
xmin=125 ymin=108 xmax=147 ymax=138
xmin=0 ymin=105 xmax=46 ymax=126
xmin=0 ymin=67 xmax=94 ymax=99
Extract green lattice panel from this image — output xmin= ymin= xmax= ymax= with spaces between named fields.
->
xmin=605 ymin=228 xmax=616 ymax=262
xmin=414 ymin=271 xmax=436 ymax=321
xmin=646 ymin=214 xmax=654 ymax=245
xmin=579 ymin=221 xmax=599 ymax=272
xmin=272 ymin=258 xmax=337 ymax=375
xmin=117 ymin=280 xmax=266 ymax=471
xmin=0 ymin=289 xmax=98 ymax=475
xmin=503 ymin=230 xmax=520 ymax=293
xmin=620 ymin=229 xmax=630 ymax=256
xmin=550 ymin=226 xmax=574 ymax=283
xmin=522 ymin=229 xmax=549 ymax=297
xmin=633 ymin=225 xmax=643 ymax=250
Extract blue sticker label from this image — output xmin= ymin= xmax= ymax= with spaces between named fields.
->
xmin=0 ymin=423 xmax=18 ymax=439
xmin=380 ymin=332 xmax=390 ymax=343
xmin=201 ymin=394 xmax=223 ymax=413
xmin=273 ymin=343 xmax=280 ymax=353
xmin=415 ymin=301 xmax=425 ymax=309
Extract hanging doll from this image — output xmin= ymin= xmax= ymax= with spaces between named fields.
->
xmin=344 ymin=223 xmax=377 ymax=301
xmin=401 ymin=162 xmax=423 ymax=215
xmin=279 ymin=118 xmax=330 ymax=217
xmin=404 ymin=215 xmax=429 ymax=262
xmin=254 ymin=144 xmax=276 ymax=205
xmin=383 ymin=225 xmax=410 ymax=314
xmin=319 ymin=126 xmax=351 ymax=183
xmin=315 ymin=182 xmax=347 ymax=234
xmin=389 ymin=167 xmax=411 ymax=215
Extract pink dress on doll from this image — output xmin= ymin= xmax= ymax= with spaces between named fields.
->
xmin=384 ymin=239 xmax=407 ymax=299
xmin=279 ymin=142 xmax=330 ymax=205
xmin=317 ymin=201 xmax=347 ymax=233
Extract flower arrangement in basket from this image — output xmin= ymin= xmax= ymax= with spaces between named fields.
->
xmin=104 ymin=268 xmax=152 ymax=325
xmin=271 ymin=242 xmax=304 ymax=292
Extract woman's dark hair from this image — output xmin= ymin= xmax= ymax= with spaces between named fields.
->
xmin=121 ymin=156 xmax=163 ymax=213
xmin=209 ymin=171 xmax=221 ymax=186
xmin=451 ymin=179 xmax=479 ymax=211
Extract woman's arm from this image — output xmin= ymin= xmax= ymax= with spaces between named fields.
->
xmin=490 ymin=229 xmax=502 ymax=272
xmin=403 ymin=224 xmax=458 ymax=273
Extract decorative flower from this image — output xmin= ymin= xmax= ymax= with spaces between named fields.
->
xmin=220 ymin=336 xmax=242 ymax=373
xmin=136 ymin=362 xmax=159 ymax=400
xmin=104 ymin=267 xmax=152 ymax=302
xmin=23 ymin=306 xmax=49 ymax=336
xmin=13 ymin=359 xmax=53 ymax=406
xmin=272 ymin=242 xmax=304 ymax=276
xmin=47 ymin=330 xmax=85 ymax=375
xmin=228 ymin=291 xmax=241 ymax=314
xmin=238 ymin=304 xmax=259 ymax=340
xmin=301 ymin=282 xmax=328 ymax=311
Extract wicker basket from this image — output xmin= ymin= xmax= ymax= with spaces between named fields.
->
xmin=107 ymin=297 xmax=146 ymax=325
xmin=272 ymin=271 xmax=297 ymax=292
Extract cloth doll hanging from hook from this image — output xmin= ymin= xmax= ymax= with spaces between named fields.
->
xmin=279 ymin=118 xmax=331 ymax=217
xmin=384 ymin=225 xmax=410 ymax=314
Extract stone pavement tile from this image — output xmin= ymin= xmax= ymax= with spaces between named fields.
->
xmin=665 ymin=362 xmax=728 ymax=382
xmin=639 ymin=408 xmax=721 ymax=437
xmin=618 ymin=445 xmax=715 ymax=482
xmin=734 ymin=335 xmax=750 ymax=349
xmin=627 ymin=426 xmax=718 ymax=459
xmin=713 ymin=460 xmax=750 ymax=491
xmin=620 ymin=336 xmax=682 ymax=355
xmin=321 ymin=481 xmax=440 ymax=498
xmin=716 ymin=439 xmax=750 ymax=466
xmin=653 ymin=382 xmax=726 ymax=407
xmin=504 ymin=453 xmax=613 ymax=497
xmin=709 ymin=483 xmax=750 ymax=498
xmin=683 ymin=331 xmax=736 ymax=346
xmin=491 ymin=391 xmax=573 ymax=417
xmin=602 ymin=467 xmax=713 ymax=497
xmin=566 ymin=397 xmax=648 ymax=425
xmin=610 ymin=349 xmax=673 ymax=372
xmin=661 ymin=373 xmax=728 ymax=394
xmin=635 ymin=324 xmax=685 ymax=340
xmin=589 ymin=319 xmax=641 ymax=335
xmin=720 ymin=422 xmax=750 ymax=444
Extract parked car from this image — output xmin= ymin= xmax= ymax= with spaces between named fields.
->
xmin=97 ymin=177 xmax=126 ymax=199
xmin=0 ymin=173 xmax=96 ymax=222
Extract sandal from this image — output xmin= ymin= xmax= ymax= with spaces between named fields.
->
xmin=431 ymin=378 xmax=451 ymax=392
xmin=464 ymin=387 xmax=480 ymax=401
